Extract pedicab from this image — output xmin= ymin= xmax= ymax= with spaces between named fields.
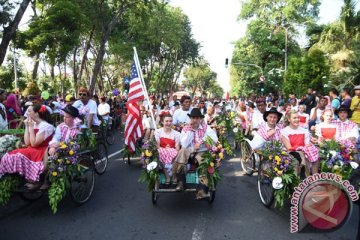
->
xmin=139 ymin=137 xmax=223 ymax=204
xmin=0 ymin=128 xmax=97 ymax=213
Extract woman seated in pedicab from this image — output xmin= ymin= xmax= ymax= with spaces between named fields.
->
xmin=333 ymin=106 xmax=359 ymax=147
xmin=248 ymin=107 xmax=284 ymax=151
xmin=172 ymin=108 xmax=218 ymax=199
xmin=154 ymin=112 xmax=180 ymax=186
xmin=281 ymin=110 xmax=319 ymax=177
xmin=313 ymin=108 xmax=338 ymax=143
xmin=0 ymin=103 xmax=55 ymax=190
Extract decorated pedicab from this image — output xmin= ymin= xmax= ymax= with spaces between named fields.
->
xmin=0 ymin=127 xmax=98 ymax=213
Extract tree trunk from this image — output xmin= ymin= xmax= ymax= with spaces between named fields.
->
xmin=0 ymin=0 xmax=31 ymax=66
xmin=32 ymin=53 xmax=40 ymax=80
xmin=73 ymin=47 xmax=78 ymax=95
xmin=89 ymin=12 xmax=122 ymax=93
xmin=78 ymin=25 xmax=95 ymax=85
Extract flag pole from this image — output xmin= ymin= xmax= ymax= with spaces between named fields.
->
xmin=133 ymin=47 xmax=157 ymax=130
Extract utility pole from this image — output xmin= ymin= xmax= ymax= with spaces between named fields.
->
xmin=13 ymin=44 xmax=18 ymax=89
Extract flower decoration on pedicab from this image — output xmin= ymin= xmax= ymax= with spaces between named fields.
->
xmin=0 ymin=134 xmax=21 ymax=158
xmin=139 ymin=138 xmax=161 ymax=192
xmin=261 ymin=141 xmax=300 ymax=209
xmin=214 ymin=112 xmax=234 ymax=156
xmin=48 ymin=139 xmax=81 ymax=214
xmin=197 ymin=137 xmax=224 ymax=190
xmin=319 ymin=139 xmax=358 ymax=180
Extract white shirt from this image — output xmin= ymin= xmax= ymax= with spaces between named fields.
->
xmin=251 ymin=109 xmax=265 ymax=130
xmin=281 ymin=126 xmax=310 ymax=145
xmin=172 ymin=108 xmax=191 ymax=125
xmin=73 ymin=99 xmax=100 ymax=126
xmin=180 ymin=124 xmax=218 ymax=151
xmin=0 ymin=103 xmax=8 ymax=130
xmin=310 ymin=107 xmax=325 ymax=124
xmin=98 ymin=102 xmax=110 ymax=120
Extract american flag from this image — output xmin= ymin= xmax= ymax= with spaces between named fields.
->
xmin=124 ymin=63 xmax=144 ymax=152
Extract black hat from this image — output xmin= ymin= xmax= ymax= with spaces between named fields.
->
xmin=174 ymin=101 xmax=180 ymax=106
xmin=263 ymin=107 xmax=283 ymax=123
xmin=62 ymin=105 xmax=79 ymax=118
xmin=187 ymin=108 xmax=204 ymax=118
xmin=335 ymin=106 xmax=352 ymax=117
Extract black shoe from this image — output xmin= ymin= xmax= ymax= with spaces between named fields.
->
xmin=175 ymin=181 xmax=184 ymax=191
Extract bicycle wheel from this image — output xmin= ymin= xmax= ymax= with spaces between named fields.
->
xmin=93 ymin=142 xmax=108 ymax=175
xmin=70 ymin=157 xmax=95 ymax=204
xmin=239 ymin=140 xmax=255 ymax=176
xmin=106 ymin=129 xmax=115 ymax=145
xmin=257 ymin=160 xmax=274 ymax=207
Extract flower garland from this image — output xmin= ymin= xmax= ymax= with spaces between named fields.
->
xmin=0 ymin=134 xmax=21 ymax=158
xmin=319 ymin=139 xmax=359 ymax=180
xmin=139 ymin=138 xmax=160 ymax=192
xmin=214 ymin=111 xmax=236 ymax=156
xmin=0 ymin=175 xmax=21 ymax=206
xmin=197 ymin=137 xmax=224 ymax=190
xmin=48 ymin=139 xmax=81 ymax=213
xmin=261 ymin=141 xmax=300 ymax=209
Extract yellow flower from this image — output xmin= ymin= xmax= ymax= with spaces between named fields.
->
xmin=60 ymin=143 xmax=67 ymax=149
xmin=210 ymin=162 xmax=215 ymax=167
xmin=145 ymin=150 xmax=152 ymax=157
xmin=277 ymin=171 xmax=283 ymax=176
xmin=70 ymin=141 xmax=75 ymax=145
xmin=69 ymin=150 xmax=74 ymax=155
xmin=66 ymin=160 xmax=71 ymax=164
xmin=281 ymin=151 xmax=286 ymax=155
xmin=219 ymin=152 xmax=224 ymax=159
xmin=218 ymin=144 xmax=223 ymax=149
xmin=52 ymin=171 xmax=58 ymax=177
xmin=274 ymin=156 xmax=281 ymax=162
xmin=57 ymin=159 xmax=62 ymax=163
xmin=350 ymin=156 xmax=353 ymax=160
xmin=269 ymin=155 xmax=273 ymax=160
xmin=274 ymin=167 xmax=279 ymax=171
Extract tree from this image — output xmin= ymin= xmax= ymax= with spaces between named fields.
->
xmin=182 ymin=60 xmax=217 ymax=97
xmin=0 ymin=0 xmax=31 ymax=66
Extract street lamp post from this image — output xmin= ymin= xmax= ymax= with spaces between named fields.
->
xmin=225 ymin=58 xmax=264 ymax=77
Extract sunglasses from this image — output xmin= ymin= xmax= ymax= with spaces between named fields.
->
xmin=79 ymin=93 xmax=88 ymax=97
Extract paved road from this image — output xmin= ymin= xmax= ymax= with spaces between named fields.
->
xmin=0 ymin=131 xmax=358 ymax=240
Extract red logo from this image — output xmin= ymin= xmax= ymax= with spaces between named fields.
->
xmin=301 ymin=183 xmax=350 ymax=230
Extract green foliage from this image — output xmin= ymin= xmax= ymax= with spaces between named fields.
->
xmin=182 ymin=59 xmax=218 ymax=97
xmin=0 ymin=175 xmax=21 ymax=206
xmin=48 ymin=176 xmax=67 ymax=214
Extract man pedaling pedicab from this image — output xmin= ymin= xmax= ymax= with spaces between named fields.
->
xmin=172 ymin=108 xmax=218 ymax=199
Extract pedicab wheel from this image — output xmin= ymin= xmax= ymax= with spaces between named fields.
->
xmin=152 ymin=191 xmax=157 ymax=205
xmin=240 ymin=140 xmax=255 ymax=176
xmin=106 ymin=131 xmax=115 ymax=145
xmin=257 ymin=160 xmax=274 ymax=208
xmin=70 ymin=165 xmax=95 ymax=204
xmin=93 ymin=142 xmax=108 ymax=175
xmin=208 ymin=190 xmax=216 ymax=204
xmin=20 ymin=190 xmax=44 ymax=201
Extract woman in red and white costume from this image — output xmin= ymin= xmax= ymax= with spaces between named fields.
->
xmin=314 ymin=109 xmax=338 ymax=142
xmin=281 ymin=110 xmax=319 ymax=176
xmin=154 ymin=113 xmax=180 ymax=185
xmin=0 ymin=103 xmax=55 ymax=189
xmin=298 ymin=104 xmax=309 ymax=129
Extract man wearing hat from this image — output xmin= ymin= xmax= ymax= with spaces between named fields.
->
xmin=350 ymin=85 xmax=360 ymax=125
xmin=249 ymin=107 xmax=283 ymax=150
xmin=48 ymin=105 xmax=80 ymax=156
xmin=172 ymin=108 xmax=218 ymax=198
xmin=334 ymin=106 xmax=359 ymax=146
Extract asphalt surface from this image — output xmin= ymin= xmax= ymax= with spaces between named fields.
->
xmin=0 ymin=130 xmax=358 ymax=240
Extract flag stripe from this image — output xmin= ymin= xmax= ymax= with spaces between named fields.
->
xmin=124 ymin=62 xmax=145 ymax=152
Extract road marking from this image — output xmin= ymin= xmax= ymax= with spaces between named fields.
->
xmin=191 ymin=213 xmax=206 ymax=240
xmin=108 ymin=150 xmax=123 ymax=159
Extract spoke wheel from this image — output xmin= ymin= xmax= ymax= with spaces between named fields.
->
xmin=257 ymin=160 xmax=274 ymax=208
xmin=240 ymin=140 xmax=255 ymax=176
xmin=70 ymin=158 xmax=95 ymax=204
xmin=93 ymin=143 xmax=108 ymax=175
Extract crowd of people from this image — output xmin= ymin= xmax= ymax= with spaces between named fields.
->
xmin=0 ymin=84 xmax=360 ymax=196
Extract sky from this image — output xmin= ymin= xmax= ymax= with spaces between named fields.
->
xmin=169 ymin=0 xmax=346 ymax=94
